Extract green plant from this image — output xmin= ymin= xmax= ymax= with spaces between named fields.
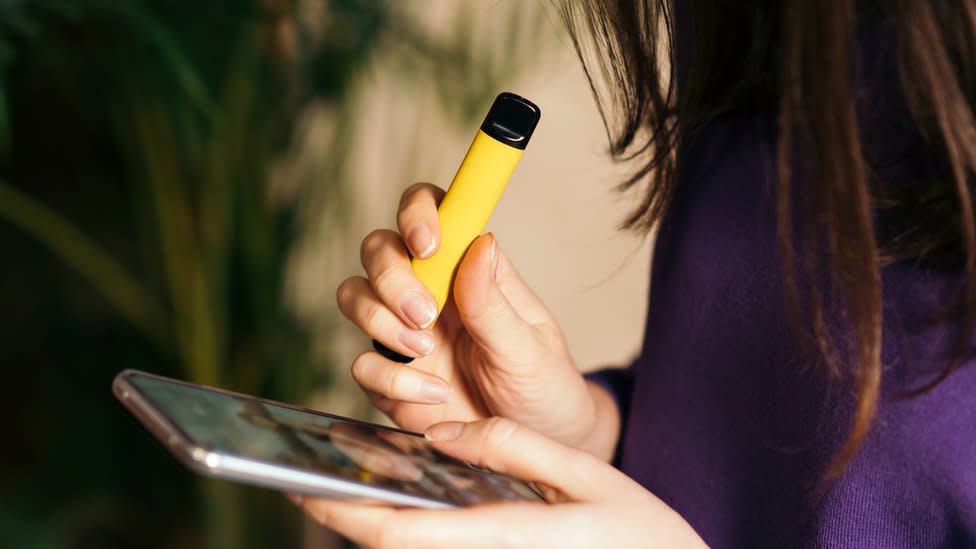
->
xmin=0 ymin=1 xmax=556 ymax=547
xmin=0 ymin=2 xmax=383 ymax=547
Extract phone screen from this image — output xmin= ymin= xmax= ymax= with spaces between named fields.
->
xmin=125 ymin=373 xmax=542 ymax=506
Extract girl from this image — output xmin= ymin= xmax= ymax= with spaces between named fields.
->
xmin=293 ymin=1 xmax=976 ymax=546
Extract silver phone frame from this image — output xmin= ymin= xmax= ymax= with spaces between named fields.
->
xmin=114 ymin=369 xmax=524 ymax=509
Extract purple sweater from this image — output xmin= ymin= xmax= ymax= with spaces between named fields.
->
xmin=586 ymin=9 xmax=976 ymax=549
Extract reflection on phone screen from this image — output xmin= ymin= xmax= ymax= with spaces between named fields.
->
xmin=129 ymin=375 xmax=541 ymax=505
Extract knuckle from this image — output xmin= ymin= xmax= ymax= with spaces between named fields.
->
xmin=369 ymin=261 xmax=400 ymax=296
xmin=360 ymin=229 xmax=391 ymax=262
xmin=385 ymin=364 xmax=406 ymax=397
xmin=398 ymin=183 xmax=444 ymax=219
xmin=398 ymin=184 xmax=422 ymax=209
xmin=361 ymin=299 xmax=385 ymax=332
xmin=335 ymin=277 xmax=359 ymax=310
xmin=350 ymin=353 xmax=372 ymax=385
xmin=402 ymin=181 xmax=428 ymax=196
xmin=396 ymin=204 xmax=428 ymax=234
xmin=483 ymin=416 xmax=521 ymax=449
xmin=400 ymin=182 xmax=437 ymax=204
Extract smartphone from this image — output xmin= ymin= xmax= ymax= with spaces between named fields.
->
xmin=113 ymin=370 xmax=544 ymax=508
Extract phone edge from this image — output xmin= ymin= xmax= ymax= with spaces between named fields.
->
xmin=112 ymin=370 xmax=459 ymax=509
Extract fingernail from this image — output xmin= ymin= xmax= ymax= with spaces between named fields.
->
xmin=401 ymin=290 xmax=438 ymax=329
xmin=398 ymin=329 xmax=435 ymax=357
xmin=488 ymin=233 xmax=499 ymax=280
xmin=407 ymin=225 xmax=436 ymax=259
xmin=420 ymin=379 xmax=450 ymax=404
xmin=425 ymin=421 xmax=464 ymax=441
xmin=285 ymin=493 xmax=303 ymax=506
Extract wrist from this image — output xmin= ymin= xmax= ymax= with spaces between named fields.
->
xmin=574 ymin=380 xmax=621 ymax=462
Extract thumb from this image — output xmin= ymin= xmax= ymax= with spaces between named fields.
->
xmin=424 ymin=417 xmax=630 ymax=503
xmin=452 ymin=234 xmax=546 ymax=361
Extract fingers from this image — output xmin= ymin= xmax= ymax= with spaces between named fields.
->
xmin=452 ymin=234 xmax=547 ymax=362
xmin=297 ymin=480 xmax=705 ymax=549
xmin=359 ymin=229 xmax=440 ymax=331
xmin=424 ymin=417 xmax=637 ymax=503
xmin=300 ymin=497 xmax=567 ymax=549
xmin=339 ymin=184 xmax=446 ymax=361
xmin=299 ymin=499 xmax=398 ymax=549
xmin=351 ymin=352 xmax=450 ymax=405
xmin=337 ymin=276 xmax=435 ymax=359
xmin=397 ymin=183 xmax=445 ymax=259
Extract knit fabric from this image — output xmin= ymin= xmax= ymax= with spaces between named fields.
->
xmin=585 ymin=8 xmax=976 ymax=546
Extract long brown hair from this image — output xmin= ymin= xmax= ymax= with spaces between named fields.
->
xmin=561 ymin=0 xmax=976 ymax=480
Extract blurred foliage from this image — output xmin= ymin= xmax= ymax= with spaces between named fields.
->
xmin=0 ymin=0 xmax=555 ymax=547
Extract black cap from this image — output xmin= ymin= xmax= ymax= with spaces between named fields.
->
xmin=479 ymin=92 xmax=541 ymax=150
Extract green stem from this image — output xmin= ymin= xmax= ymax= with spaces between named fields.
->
xmin=200 ymin=479 xmax=245 ymax=549
xmin=0 ymin=179 xmax=166 ymax=346
xmin=134 ymin=105 xmax=220 ymax=386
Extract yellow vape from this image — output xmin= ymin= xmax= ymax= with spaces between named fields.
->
xmin=374 ymin=92 xmax=541 ymax=363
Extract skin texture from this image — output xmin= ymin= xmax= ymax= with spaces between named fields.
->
xmin=303 ymin=183 xmax=691 ymax=546
xmin=335 ymin=182 xmax=619 ymax=460
xmin=293 ymin=418 xmax=707 ymax=549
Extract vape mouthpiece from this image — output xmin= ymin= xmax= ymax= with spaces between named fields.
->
xmin=479 ymin=92 xmax=541 ymax=150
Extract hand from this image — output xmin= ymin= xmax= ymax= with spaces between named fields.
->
xmin=337 ymin=183 xmax=618 ymax=458
xmin=292 ymin=417 xmax=708 ymax=549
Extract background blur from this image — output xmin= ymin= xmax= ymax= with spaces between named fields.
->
xmin=0 ymin=1 xmax=650 ymax=548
